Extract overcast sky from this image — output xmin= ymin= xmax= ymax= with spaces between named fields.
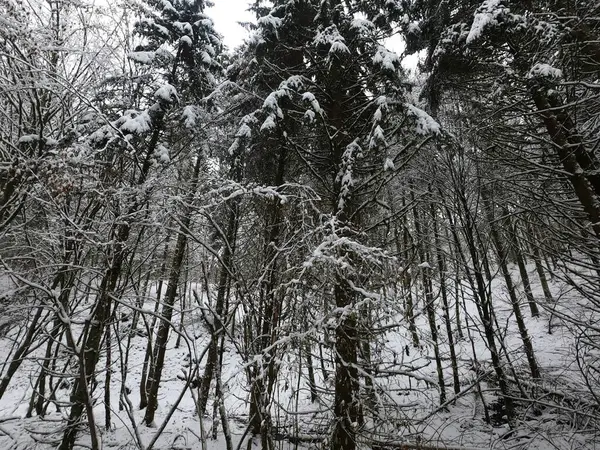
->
xmin=208 ymin=0 xmax=254 ymax=50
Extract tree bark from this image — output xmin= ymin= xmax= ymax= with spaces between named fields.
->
xmin=144 ymin=152 xmax=203 ymax=426
xmin=431 ymin=202 xmax=460 ymax=395
xmin=483 ymin=192 xmax=540 ymax=380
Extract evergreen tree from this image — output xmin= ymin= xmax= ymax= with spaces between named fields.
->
xmin=227 ymin=1 xmax=441 ymax=448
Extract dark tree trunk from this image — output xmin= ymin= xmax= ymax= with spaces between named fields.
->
xmin=413 ymin=197 xmax=446 ymax=404
xmin=144 ymin=153 xmax=202 ymax=426
xmin=431 ymin=203 xmax=460 ymax=395
xmin=483 ymin=193 xmax=540 ymax=380
xmin=140 ymin=230 xmax=172 ymax=410
xmin=531 ymin=87 xmax=600 ymax=237
xmin=331 ymin=278 xmax=359 ymax=450
xmin=504 ymin=210 xmax=539 ymax=317
xmin=198 ymin=203 xmax=237 ymax=418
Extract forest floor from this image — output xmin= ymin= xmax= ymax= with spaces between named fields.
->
xmin=0 ymin=261 xmax=598 ymax=450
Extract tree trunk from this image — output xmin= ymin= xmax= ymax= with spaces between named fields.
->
xmin=0 ymin=306 xmax=45 ymax=400
xmin=431 ymin=203 xmax=460 ymax=395
xmin=445 ymin=197 xmax=515 ymax=424
xmin=531 ymin=87 xmax=600 ymax=237
xmin=504 ymin=211 xmax=539 ymax=317
xmin=331 ymin=278 xmax=359 ymax=450
xmin=483 ymin=193 xmax=540 ymax=380
xmin=144 ymin=153 xmax=202 ymax=426
xmin=413 ymin=198 xmax=446 ymax=404
xmin=198 ymin=203 xmax=237 ymax=417
xmin=140 ymin=230 xmax=172 ymax=409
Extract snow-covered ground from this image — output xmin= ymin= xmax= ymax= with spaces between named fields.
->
xmin=0 ymin=261 xmax=598 ymax=449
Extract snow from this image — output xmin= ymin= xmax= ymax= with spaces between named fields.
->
xmin=314 ymin=25 xmax=348 ymax=57
xmin=228 ymin=138 xmax=239 ymax=155
xmin=405 ymin=103 xmax=441 ymax=135
xmin=155 ymin=144 xmax=170 ymax=164
xmin=257 ymin=14 xmax=283 ymax=37
xmin=181 ymin=105 xmax=198 ymax=128
xmin=17 ymin=134 xmax=39 ymax=144
xmin=369 ymin=125 xmax=387 ymax=149
xmin=373 ymin=46 xmax=400 ymax=72
xmin=201 ymin=50 xmax=212 ymax=64
xmin=466 ymin=0 xmax=506 ymax=44
xmin=236 ymin=124 xmax=252 ymax=138
xmin=260 ymin=115 xmax=276 ymax=132
xmin=160 ymin=0 xmax=177 ymax=14
xmin=155 ymin=83 xmax=178 ymax=103
xmin=128 ymin=51 xmax=155 ymax=64
xmin=373 ymin=107 xmax=383 ymax=123
xmin=336 ymin=141 xmax=361 ymax=211
xmin=173 ymin=21 xmax=193 ymax=36
xmin=180 ymin=35 xmax=192 ymax=47
xmin=120 ymin=110 xmax=152 ymax=134
xmin=262 ymin=91 xmax=279 ymax=111
xmin=304 ymin=109 xmax=315 ymax=123
xmin=407 ymin=21 xmax=421 ymax=34
xmin=329 ymin=40 xmax=350 ymax=55
xmin=527 ymin=63 xmax=563 ymax=79
xmin=0 ymin=258 xmax=599 ymax=449
xmin=350 ymin=18 xmax=374 ymax=33
xmin=140 ymin=18 xmax=170 ymax=38
xmin=302 ymin=92 xmax=322 ymax=115
xmin=384 ymin=157 xmax=395 ymax=171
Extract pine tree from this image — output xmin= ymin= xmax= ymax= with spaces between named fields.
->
xmin=227 ymin=1 xmax=442 ymax=448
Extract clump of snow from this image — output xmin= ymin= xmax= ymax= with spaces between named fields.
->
xmin=314 ymin=25 xmax=349 ymax=57
xmin=140 ymin=18 xmax=169 ymax=38
xmin=120 ymin=110 xmax=152 ymax=134
xmin=236 ymin=124 xmax=252 ymax=138
xmin=155 ymin=144 xmax=170 ymax=164
xmin=180 ymin=35 xmax=192 ymax=47
xmin=336 ymin=141 xmax=361 ymax=211
xmin=155 ymin=47 xmax=174 ymax=60
xmin=304 ymin=110 xmax=316 ymax=123
xmin=302 ymin=92 xmax=322 ymax=115
xmin=128 ymin=51 xmax=155 ymax=64
xmin=257 ymin=14 xmax=283 ymax=37
xmin=246 ymin=30 xmax=266 ymax=46
xmin=155 ymin=83 xmax=178 ymax=103
xmin=384 ymin=157 xmax=395 ymax=171
xmin=369 ymin=125 xmax=387 ymax=150
xmin=405 ymin=103 xmax=441 ymax=135
xmin=173 ymin=21 xmax=193 ymax=36
xmin=466 ymin=0 xmax=506 ymax=44
xmin=181 ymin=105 xmax=198 ymax=128
xmin=351 ymin=18 xmax=374 ymax=33
xmin=527 ymin=63 xmax=563 ymax=79
xmin=407 ymin=21 xmax=421 ymax=34
xmin=228 ymin=138 xmax=240 ymax=155
xmin=260 ymin=115 xmax=276 ymax=132
xmin=201 ymin=51 xmax=212 ymax=64
xmin=18 ymin=134 xmax=39 ymax=144
xmin=373 ymin=108 xmax=383 ymax=123
xmin=373 ymin=46 xmax=399 ymax=72
xmin=330 ymin=40 xmax=350 ymax=55
xmin=160 ymin=0 xmax=177 ymax=14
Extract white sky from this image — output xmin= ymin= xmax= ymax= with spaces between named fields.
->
xmin=208 ymin=0 xmax=254 ymax=50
